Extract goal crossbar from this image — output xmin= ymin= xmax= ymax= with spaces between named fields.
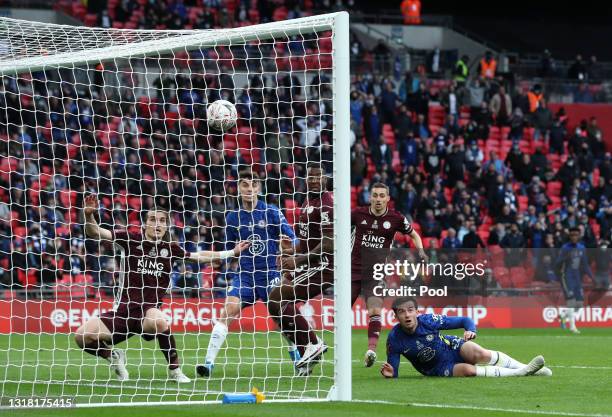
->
xmin=0 ymin=14 xmax=338 ymax=75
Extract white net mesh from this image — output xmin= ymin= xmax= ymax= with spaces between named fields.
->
xmin=0 ymin=13 xmax=344 ymax=405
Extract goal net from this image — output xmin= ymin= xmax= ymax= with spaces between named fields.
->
xmin=0 ymin=12 xmax=351 ymax=407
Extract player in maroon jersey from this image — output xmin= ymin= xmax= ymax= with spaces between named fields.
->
xmin=74 ymin=194 xmax=249 ymax=382
xmin=267 ymin=163 xmax=333 ymax=375
xmin=351 ymin=183 xmax=427 ymax=368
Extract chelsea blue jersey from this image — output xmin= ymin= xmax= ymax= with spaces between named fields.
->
xmin=386 ymin=314 xmax=476 ymax=377
xmin=225 ymin=200 xmax=296 ymax=273
xmin=556 ymin=242 xmax=593 ymax=278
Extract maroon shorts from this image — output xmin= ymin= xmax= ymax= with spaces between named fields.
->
xmin=100 ymin=303 xmax=159 ymax=343
xmin=351 ymin=272 xmax=384 ymax=305
xmin=289 ymin=261 xmax=334 ymax=300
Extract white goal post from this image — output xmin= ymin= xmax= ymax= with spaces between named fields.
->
xmin=0 ymin=11 xmax=351 ymax=406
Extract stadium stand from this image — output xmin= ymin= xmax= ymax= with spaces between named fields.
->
xmin=0 ymin=0 xmax=610 ymax=299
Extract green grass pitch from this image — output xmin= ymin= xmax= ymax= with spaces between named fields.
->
xmin=2 ymin=328 xmax=611 ymax=417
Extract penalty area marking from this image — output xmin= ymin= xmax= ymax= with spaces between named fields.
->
xmin=353 ymin=399 xmax=612 ymax=417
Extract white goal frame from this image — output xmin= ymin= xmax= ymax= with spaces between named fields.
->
xmin=0 ymin=11 xmax=352 ymax=406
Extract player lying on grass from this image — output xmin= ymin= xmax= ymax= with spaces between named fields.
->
xmin=75 ymin=194 xmax=249 ymax=382
xmin=197 ymin=170 xmax=298 ymax=377
xmin=351 ymin=182 xmax=427 ymax=368
xmin=381 ymin=297 xmax=552 ymax=378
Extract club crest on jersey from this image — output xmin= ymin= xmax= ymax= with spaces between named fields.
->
xmin=248 ymin=235 xmax=266 ymax=255
xmin=426 ymin=334 xmax=434 ymax=342
xmin=417 ymin=347 xmax=436 ymax=362
xmin=258 ymin=219 xmax=266 ymax=228
xmin=160 ymin=248 xmax=169 ymax=257
xmin=383 ymin=221 xmax=391 ymax=229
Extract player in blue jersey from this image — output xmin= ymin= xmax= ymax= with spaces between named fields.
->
xmin=555 ymin=227 xmax=594 ymax=334
xmin=381 ymin=297 xmax=552 ymax=378
xmin=197 ymin=170 xmax=297 ymax=377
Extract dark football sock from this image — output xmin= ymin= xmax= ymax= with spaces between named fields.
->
xmin=83 ymin=339 xmax=111 ymax=360
xmin=282 ymin=303 xmax=318 ymax=354
xmin=157 ymin=329 xmax=179 ymax=370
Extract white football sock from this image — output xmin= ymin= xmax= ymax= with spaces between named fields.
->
xmin=205 ymin=322 xmax=228 ymax=364
xmin=488 ymin=351 xmax=523 ymax=369
xmin=476 ymin=365 xmax=523 ymax=377
xmin=567 ymin=307 xmax=577 ymax=331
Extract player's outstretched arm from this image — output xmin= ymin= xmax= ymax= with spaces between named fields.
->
xmin=436 ymin=315 xmax=477 ymax=340
xmin=189 ymin=241 xmax=250 ymax=264
xmin=83 ymin=194 xmax=113 ymax=241
xmin=407 ymin=229 xmax=428 ymax=261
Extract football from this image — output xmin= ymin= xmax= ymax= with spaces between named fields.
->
xmin=206 ymin=99 xmax=237 ymax=131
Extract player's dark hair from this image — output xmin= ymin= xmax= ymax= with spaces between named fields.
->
xmin=306 ymin=161 xmax=323 ymax=172
xmin=569 ymin=226 xmax=581 ymax=233
xmin=238 ymin=168 xmax=260 ymax=183
xmin=392 ymin=297 xmax=418 ymax=312
xmin=371 ymin=182 xmax=390 ymax=193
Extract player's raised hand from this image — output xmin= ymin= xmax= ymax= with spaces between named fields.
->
xmin=280 ymin=236 xmax=295 ymax=255
xmin=418 ymin=249 xmax=429 ymax=263
xmin=380 ymin=362 xmax=394 ymax=378
xmin=233 ymin=241 xmax=250 ymax=256
xmin=83 ymin=194 xmax=98 ymax=217
xmin=463 ymin=330 xmax=477 ymax=341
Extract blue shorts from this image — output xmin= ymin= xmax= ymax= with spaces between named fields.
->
xmin=561 ymin=274 xmax=584 ymax=301
xmin=426 ymin=335 xmax=466 ymax=377
xmin=226 ymin=270 xmax=281 ymax=305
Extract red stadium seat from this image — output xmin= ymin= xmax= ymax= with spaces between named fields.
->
xmin=273 ymin=7 xmax=288 ymax=21
xmin=546 ymin=181 xmax=562 ymax=196
xmin=493 ymin=267 xmax=510 ymax=288
xmin=510 ymin=267 xmax=530 ymax=287
xmin=84 ymin=13 xmax=98 ymax=27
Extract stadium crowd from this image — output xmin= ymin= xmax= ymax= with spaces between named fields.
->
xmin=0 ymin=28 xmax=334 ymax=297
xmin=0 ymin=0 xmax=610 ymax=298
xmin=348 ymin=62 xmax=610 ymax=288
xmin=63 ymin=0 xmax=358 ymax=30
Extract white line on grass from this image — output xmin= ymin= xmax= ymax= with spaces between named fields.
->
xmin=8 ymin=357 xmax=612 ymax=370
xmin=353 ymin=399 xmax=612 ymax=417
xmin=57 ymin=381 xmax=212 ymax=394
xmin=551 ymin=365 xmax=612 ymax=370
xmin=480 ymin=335 xmax=612 ymax=339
